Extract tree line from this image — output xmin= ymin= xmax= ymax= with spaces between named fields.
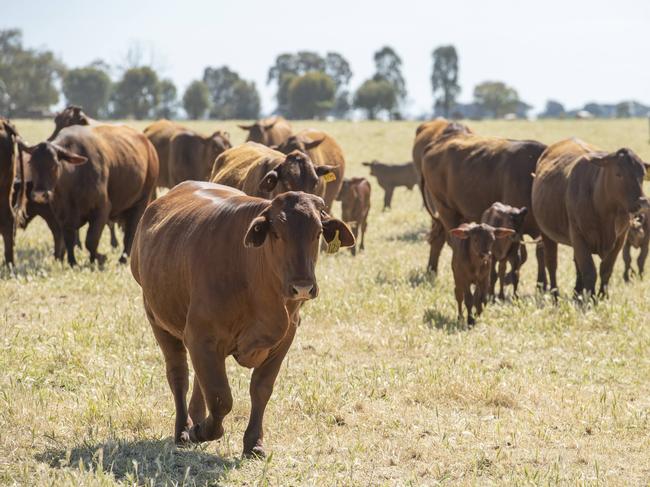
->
xmin=1 ymin=28 xmax=646 ymax=120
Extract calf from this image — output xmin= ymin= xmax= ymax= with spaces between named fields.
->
xmin=337 ymin=177 xmax=371 ymax=255
xmin=22 ymin=124 xmax=158 ymax=266
xmin=449 ymin=223 xmax=515 ymax=325
xmin=238 ymin=116 xmax=292 ymax=147
xmin=622 ymin=212 xmax=650 ymax=282
xmin=130 ymin=181 xmax=354 ymax=457
xmin=480 ymin=202 xmax=528 ymax=299
xmin=362 ymin=160 xmax=417 ymax=210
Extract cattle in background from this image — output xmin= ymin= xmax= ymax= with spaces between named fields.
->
xmin=145 ymin=120 xmax=231 ymax=188
xmin=623 ymin=212 xmax=650 ymax=282
xmin=0 ymin=118 xmax=25 ymax=264
xmin=337 ymin=177 xmax=371 ymax=255
xmin=532 ymin=138 xmax=649 ymax=298
xmin=412 ymin=118 xmax=472 ymax=272
xmin=274 ymin=130 xmax=345 ymax=213
xmin=480 ymin=202 xmax=529 ymax=299
xmin=449 ymin=223 xmax=515 ymax=325
xmin=22 ymin=124 xmax=159 ymax=266
xmin=48 ymin=105 xmax=96 ymax=141
xmin=420 ymin=124 xmax=547 ymax=287
xmin=130 ymin=181 xmax=354 ymax=456
xmin=238 ymin=116 xmax=292 ymax=147
xmin=362 ymin=160 xmax=417 ymax=210
xmin=210 ymin=142 xmax=335 ymax=199
xmin=168 ymin=129 xmax=231 ymax=185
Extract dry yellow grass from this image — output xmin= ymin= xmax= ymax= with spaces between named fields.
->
xmin=1 ymin=118 xmax=650 ymax=486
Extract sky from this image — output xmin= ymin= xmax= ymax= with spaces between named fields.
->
xmin=4 ymin=0 xmax=650 ymax=116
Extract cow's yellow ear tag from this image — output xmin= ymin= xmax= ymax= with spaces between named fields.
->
xmin=326 ymin=230 xmax=341 ymax=254
xmin=323 ymin=172 xmax=336 ymax=183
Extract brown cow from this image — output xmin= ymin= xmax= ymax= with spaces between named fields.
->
xmin=480 ymin=202 xmax=528 ymax=299
xmin=238 ymin=116 xmax=292 ymax=147
xmin=361 ymin=160 xmax=417 ymax=210
xmin=412 ymin=118 xmax=472 ymax=272
xmin=337 ymin=177 xmax=371 ymax=256
xmin=168 ymin=129 xmax=231 ymax=185
xmin=144 ymin=119 xmax=186 ymax=188
xmin=449 ymin=223 xmax=515 ymax=325
xmin=22 ymin=124 xmax=159 ymax=266
xmin=532 ymin=138 xmax=649 ymax=298
xmin=274 ymin=129 xmax=345 ymax=213
xmin=210 ymin=142 xmax=335 ymax=199
xmin=623 ymin=212 xmax=650 ymax=282
xmin=421 ymin=125 xmax=547 ymax=287
xmin=130 ymin=181 xmax=354 ymax=456
xmin=47 ymin=105 xmax=120 ymax=248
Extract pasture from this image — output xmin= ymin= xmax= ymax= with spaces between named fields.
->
xmin=1 ymin=118 xmax=650 ymax=485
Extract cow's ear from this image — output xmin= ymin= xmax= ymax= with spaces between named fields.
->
xmin=449 ymin=227 xmax=469 ymax=239
xmin=263 ymin=119 xmax=277 ymax=129
xmin=304 ymin=137 xmax=324 ymax=150
xmin=2 ymin=121 xmax=17 ymax=138
xmin=244 ymin=211 xmax=271 ymax=248
xmin=259 ymin=165 xmax=280 ymax=192
xmin=585 ymin=152 xmax=612 ymax=167
xmin=361 ymin=161 xmax=372 ymax=167
xmin=18 ymin=141 xmax=35 ymax=154
xmin=238 ymin=124 xmax=254 ymax=131
xmin=643 ymin=162 xmax=650 ymax=172
xmin=494 ymin=227 xmax=516 ymax=239
xmin=316 ymin=165 xmax=336 ymax=179
xmin=322 ymin=217 xmax=355 ymax=248
xmin=55 ymin=146 xmax=87 ymax=165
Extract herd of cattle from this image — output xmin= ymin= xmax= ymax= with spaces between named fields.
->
xmin=1 ymin=107 xmax=649 ymax=457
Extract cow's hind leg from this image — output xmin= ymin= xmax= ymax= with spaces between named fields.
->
xmin=622 ymin=241 xmax=632 ymax=282
xmin=638 ymin=244 xmax=648 ymax=279
xmin=108 ymin=221 xmax=119 ymax=248
xmin=427 ymin=217 xmax=446 ymax=274
xmin=542 ymin=236 xmax=558 ymax=300
xmin=147 ymin=305 xmax=191 ymax=444
xmin=188 ymin=375 xmax=206 ymax=425
xmin=243 ymin=323 xmax=296 ymax=457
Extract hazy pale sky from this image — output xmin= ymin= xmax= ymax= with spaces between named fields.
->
xmin=4 ymin=0 xmax=649 ymax=116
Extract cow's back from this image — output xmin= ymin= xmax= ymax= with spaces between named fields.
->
xmin=211 ymin=143 xmax=281 ymax=196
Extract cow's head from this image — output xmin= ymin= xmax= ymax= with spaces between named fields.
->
xmin=243 ymin=191 xmax=354 ymax=300
xmin=19 ymin=141 xmax=87 ymax=203
xmin=361 ymin=160 xmax=380 ymax=176
xmin=238 ymin=118 xmax=278 ymax=145
xmin=49 ymin=106 xmax=91 ymax=141
xmin=275 ymin=134 xmax=325 ymax=154
xmin=628 ymin=212 xmax=647 ymax=248
xmin=259 ymin=150 xmax=335 ymax=196
xmin=202 ymin=130 xmax=232 ymax=170
xmin=450 ymin=223 xmax=515 ymax=264
xmin=586 ymin=148 xmax=650 ymax=213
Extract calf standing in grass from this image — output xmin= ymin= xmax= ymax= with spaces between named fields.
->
xmin=362 ymin=160 xmax=417 ymax=210
xmin=481 ymin=202 xmax=529 ymax=299
xmin=337 ymin=177 xmax=371 ymax=255
xmin=450 ymin=223 xmax=515 ymax=325
xmin=623 ymin=212 xmax=650 ymax=281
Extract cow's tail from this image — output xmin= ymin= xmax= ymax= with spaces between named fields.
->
xmin=419 ymin=172 xmax=435 ymax=219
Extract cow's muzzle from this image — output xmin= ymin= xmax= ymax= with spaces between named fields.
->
xmin=631 ymin=197 xmax=650 ymax=213
xmin=31 ymin=190 xmax=52 ymax=204
xmin=289 ymin=280 xmax=319 ymax=300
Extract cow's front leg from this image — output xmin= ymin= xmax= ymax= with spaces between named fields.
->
xmin=185 ymin=327 xmax=232 ymax=444
xmin=243 ymin=324 xmax=296 ymax=458
xmin=86 ymin=204 xmax=110 ymax=266
xmin=63 ymin=227 xmax=78 ymax=267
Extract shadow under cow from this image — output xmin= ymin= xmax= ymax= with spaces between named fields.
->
xmin=35 ymin=438 xmax=241 ymax=485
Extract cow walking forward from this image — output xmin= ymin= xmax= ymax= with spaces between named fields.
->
xmin=22 ymin=124 xmax=158 ymax=266
xmin=450 ymin=223 xmax=515 ymax=325
xmin=532 ymin=138 xmax=649 ymax=299
xmin=130 ymin=181 xmax=354 ymax=456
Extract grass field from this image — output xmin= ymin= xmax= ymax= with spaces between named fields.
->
xmin=1 ymin=118 xmax=650 ymax=486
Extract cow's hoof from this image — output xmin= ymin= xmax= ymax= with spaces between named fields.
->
xmin=243 ymin=445 xmax=266 ymax=459
xmin=176 ymin=430 xmax=192 ymax=446
xmin=119 ymin=253 xmax=128 ymax=264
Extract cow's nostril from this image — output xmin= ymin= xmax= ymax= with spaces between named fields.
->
xmin=291 ymin=284 xmax=314 ymax=299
